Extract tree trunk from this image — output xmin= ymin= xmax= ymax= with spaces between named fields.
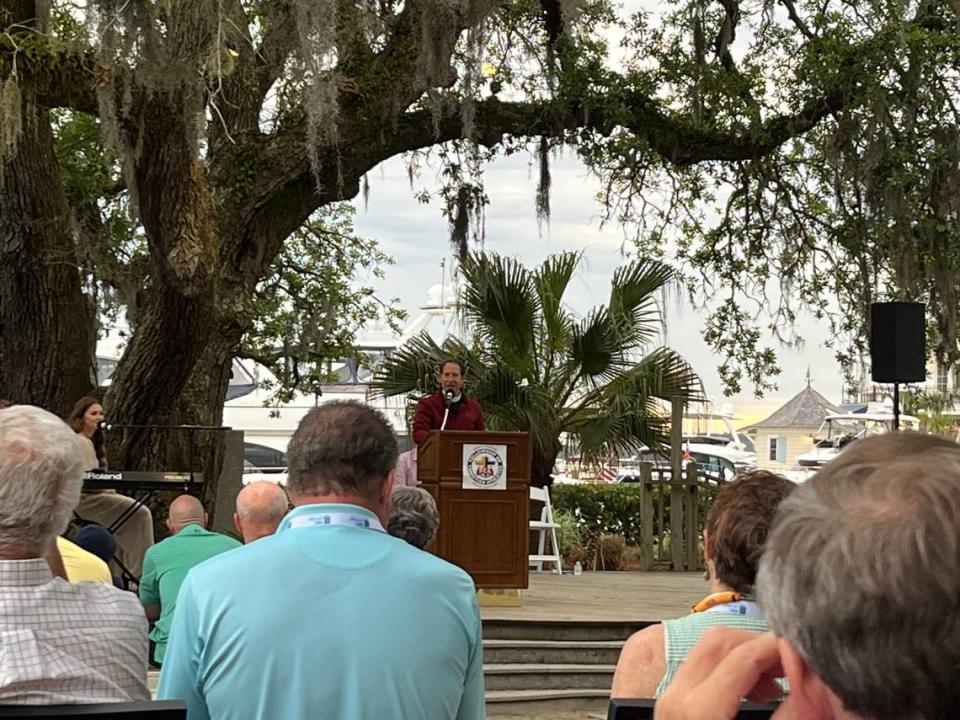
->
xmin=104 ymin=84 xmax=225 ymax=473
xmin=0 ymin=89 xmax=92 ymax=414
xmin=531 ymin=441 xmax=561 ymax=488
xmin=104 ymin=282 xmax=220 ymax=467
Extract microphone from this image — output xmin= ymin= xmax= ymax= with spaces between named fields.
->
xmin=443 ymin=389 xmax=455 ymax=406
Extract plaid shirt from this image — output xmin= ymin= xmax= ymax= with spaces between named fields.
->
xmin=0 ymin=558 xmax=149 ymax=704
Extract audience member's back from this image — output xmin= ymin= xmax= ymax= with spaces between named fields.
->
xmin=754 ymin=432 xmax=960 ymax=720
xmin=139 ymin=495 xmax=241 ymax=665
xmin=611 ymin=470 xmax=794 ymax=698
xmin=173 ymin=526 xmax=479 ymax=717
xmin=0 ymin=406 xmax=149 ymax=704
xmin=157 ymin=402 xmax=483 ymax=720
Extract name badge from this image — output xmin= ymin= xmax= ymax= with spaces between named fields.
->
xmin=285 ymin=512 xmax=385 ymax=533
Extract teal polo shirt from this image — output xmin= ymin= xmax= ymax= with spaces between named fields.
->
xmin=156 ymin=503 xmax=484 ymax=720
xmin=139 ymin=524 xmax=241 ymax=663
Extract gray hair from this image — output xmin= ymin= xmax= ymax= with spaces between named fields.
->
xmin=236 ymin=481 xmax=288 ymax=528
xmin=756 ymin=433 xmax=960 ymax=720
xmin=388 ymin=487 xmax=439 ymax=550
xmin=287 ymin=402 xmax=398 ymax=499
xmin=0 ymin=406 xmax=84 ymax=554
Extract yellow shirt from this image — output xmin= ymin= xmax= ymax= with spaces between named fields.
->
xmin=57 ymin=537 xmax=112 ymax=585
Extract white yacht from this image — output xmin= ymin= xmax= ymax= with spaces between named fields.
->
xmin=793 ymin=411 xmax=920 ymax=474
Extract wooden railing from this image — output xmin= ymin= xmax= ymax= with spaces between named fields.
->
xmin=635 ymin=462 xmax=726 ymax=571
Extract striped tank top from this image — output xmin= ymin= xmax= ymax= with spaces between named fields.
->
xmin=654 ymin=609 xmax=769 ymax=696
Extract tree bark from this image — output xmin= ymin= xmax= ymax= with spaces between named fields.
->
xmin=0 ymin=82 xmax=92 ymax=414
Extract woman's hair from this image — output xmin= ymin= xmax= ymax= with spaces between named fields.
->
xmin=388 ymin=487 xmax=440 ymax=550
xmin=67 ymin=396 xmax=106 ymax=468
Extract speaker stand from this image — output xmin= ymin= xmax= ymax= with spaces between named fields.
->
xmin=893 ymin=382 xmax=900 ymax=431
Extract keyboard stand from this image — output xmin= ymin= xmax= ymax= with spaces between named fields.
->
xmin=106 ymin=490 xmax=156 ymax=534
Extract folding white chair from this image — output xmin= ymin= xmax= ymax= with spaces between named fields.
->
xmin=529 ymin=485 xmax=563 ymax=574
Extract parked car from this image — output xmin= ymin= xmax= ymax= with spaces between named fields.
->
xmin=242 ymin=442 xmax=287 ymax=485
xmin=616 ymin=450 xmax=735 ymax=485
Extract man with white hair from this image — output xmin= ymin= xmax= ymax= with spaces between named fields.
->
xmin=0 ymin=405 xmax=149 ymax=703
xmin=233 ymin=481 xmax=288 ymax=543
xmin=654 ymin=432 xmax=960 ymax=720
xmin=158 ymin=401 xmax=484 ymax=720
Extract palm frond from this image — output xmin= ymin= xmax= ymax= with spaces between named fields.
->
xmin=563 ymin=347 xmax=701 ymax=457
xmin=533 ymin=252 xmax=579 ymax=353
xmin=608 ymin=259 xmax=674 ymax=351
xmin=460 ymin=253 xmax=539 ymax=373
xmin=576 ymin=396 xmax=672 ymax=461
xmin=602 ymin=348 xmax=704 ymax=404
xmin=569 ymin=308 xmax=618 ymax=381
xmin=369 ymin=332 xmax=446 ymax=398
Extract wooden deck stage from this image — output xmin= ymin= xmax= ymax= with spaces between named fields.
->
xmin=481 ymin=571 xmax=706 ymax=622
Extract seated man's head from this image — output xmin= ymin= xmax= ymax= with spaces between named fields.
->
xmin=166 ymin=494 xmax=207 ymax=535
xmin=234 ymin=481 xmax=289 ymax=543
xmin=0 ymin=406 xmax=84 ymax=558
xmin=287 ymin=402 xmax=398 ymax=524
xmin=72 ymin=524 xmax=117 ymax=564
xmin=703 ymin=470 xmax=795 ymax=596
xmin=757 ymin=432 xmax=960 ymax=720
xmin=388 ymin=487 xmax=439 ymax=550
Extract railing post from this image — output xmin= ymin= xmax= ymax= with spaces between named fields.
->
xmin=685 ymin=462 xmax=699 ymax=571
xmin=670 ymin=397 xmax=684 ymax=571
xmin=639 ymin=462 xmax=654 ymax=571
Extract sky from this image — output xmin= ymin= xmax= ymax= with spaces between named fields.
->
xmin=350 ymin=151 xmax=843 ymax=426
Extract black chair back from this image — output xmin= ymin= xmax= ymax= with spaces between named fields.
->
xmin=0 ymin=700 xmax=186 ymax=719
xmin=609 ymin=698 xmax=780 ymax=719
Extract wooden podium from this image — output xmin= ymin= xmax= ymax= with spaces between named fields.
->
xmin=418 ymin=430 xmax=531 ymax=589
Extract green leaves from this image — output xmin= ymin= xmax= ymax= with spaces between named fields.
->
xmin=238 ymin=203 xmax=406 ymax=403
xmin=460 ymin=252 xmax=538 ymax=375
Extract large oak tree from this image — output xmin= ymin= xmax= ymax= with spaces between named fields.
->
xmin=1 ymin=0 xmax=956 ymax=485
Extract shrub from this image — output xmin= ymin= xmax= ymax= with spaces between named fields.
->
xmin=598 ymin=533 xmax=626 ymax=571
xmin=552 ymin=508 xmax=584 ymax=559
xmin=551 ymin=483 xmax=645 ymax=546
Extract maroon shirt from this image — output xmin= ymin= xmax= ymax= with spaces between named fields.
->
xmin=412 ymin=393 xmax=485 ymax=444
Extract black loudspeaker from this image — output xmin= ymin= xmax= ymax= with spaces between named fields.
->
xmin=870 ymin=302 xmax=926 ymax=383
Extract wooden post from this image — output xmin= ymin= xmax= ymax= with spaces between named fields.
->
xmin=656 ymin=473 xmax=665 ymax=562
xmin=639 ymin=462 xmax=654 ymax=571
xmin=670 ymin=397 xmax=684 ymax=571
xmin=685 ymin=462 xmax=699 ymax=571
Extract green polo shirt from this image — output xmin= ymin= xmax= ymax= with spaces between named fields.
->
xmin=139 ymin=524 xmax=241 ymax=663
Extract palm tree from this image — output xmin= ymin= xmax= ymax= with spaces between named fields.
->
xmin=371 ymin=251 xmax=703 ymax=487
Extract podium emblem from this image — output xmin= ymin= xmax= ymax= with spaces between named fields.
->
xmin=462 ymin=444 xmax=508 ymax=490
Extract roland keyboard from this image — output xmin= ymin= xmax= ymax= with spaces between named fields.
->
xmin=82 ymin=470 xmax=204 ymax=491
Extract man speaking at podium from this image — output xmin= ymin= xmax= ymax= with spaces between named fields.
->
xmin=411 ymin=359 xmax=485 ymax=444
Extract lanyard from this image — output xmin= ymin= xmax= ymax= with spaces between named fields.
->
xmin=692 ymin=591 xmax=765 ymax=620
xmin=284 ymin=511 xmax=385 ymax=533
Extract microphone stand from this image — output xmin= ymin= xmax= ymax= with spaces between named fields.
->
xmin=440 ymin=391 xmax=455 ymax=431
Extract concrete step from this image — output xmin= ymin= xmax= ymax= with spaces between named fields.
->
xmin=484 ymin=663 xmax=615 ymax=691
xmin=484 ymin=638 xmax=624 ymax=665
xmin=485 ymin=688 xmax=610 ymax=715
xmin=483 ymin=619 xmax=651 ymax=642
